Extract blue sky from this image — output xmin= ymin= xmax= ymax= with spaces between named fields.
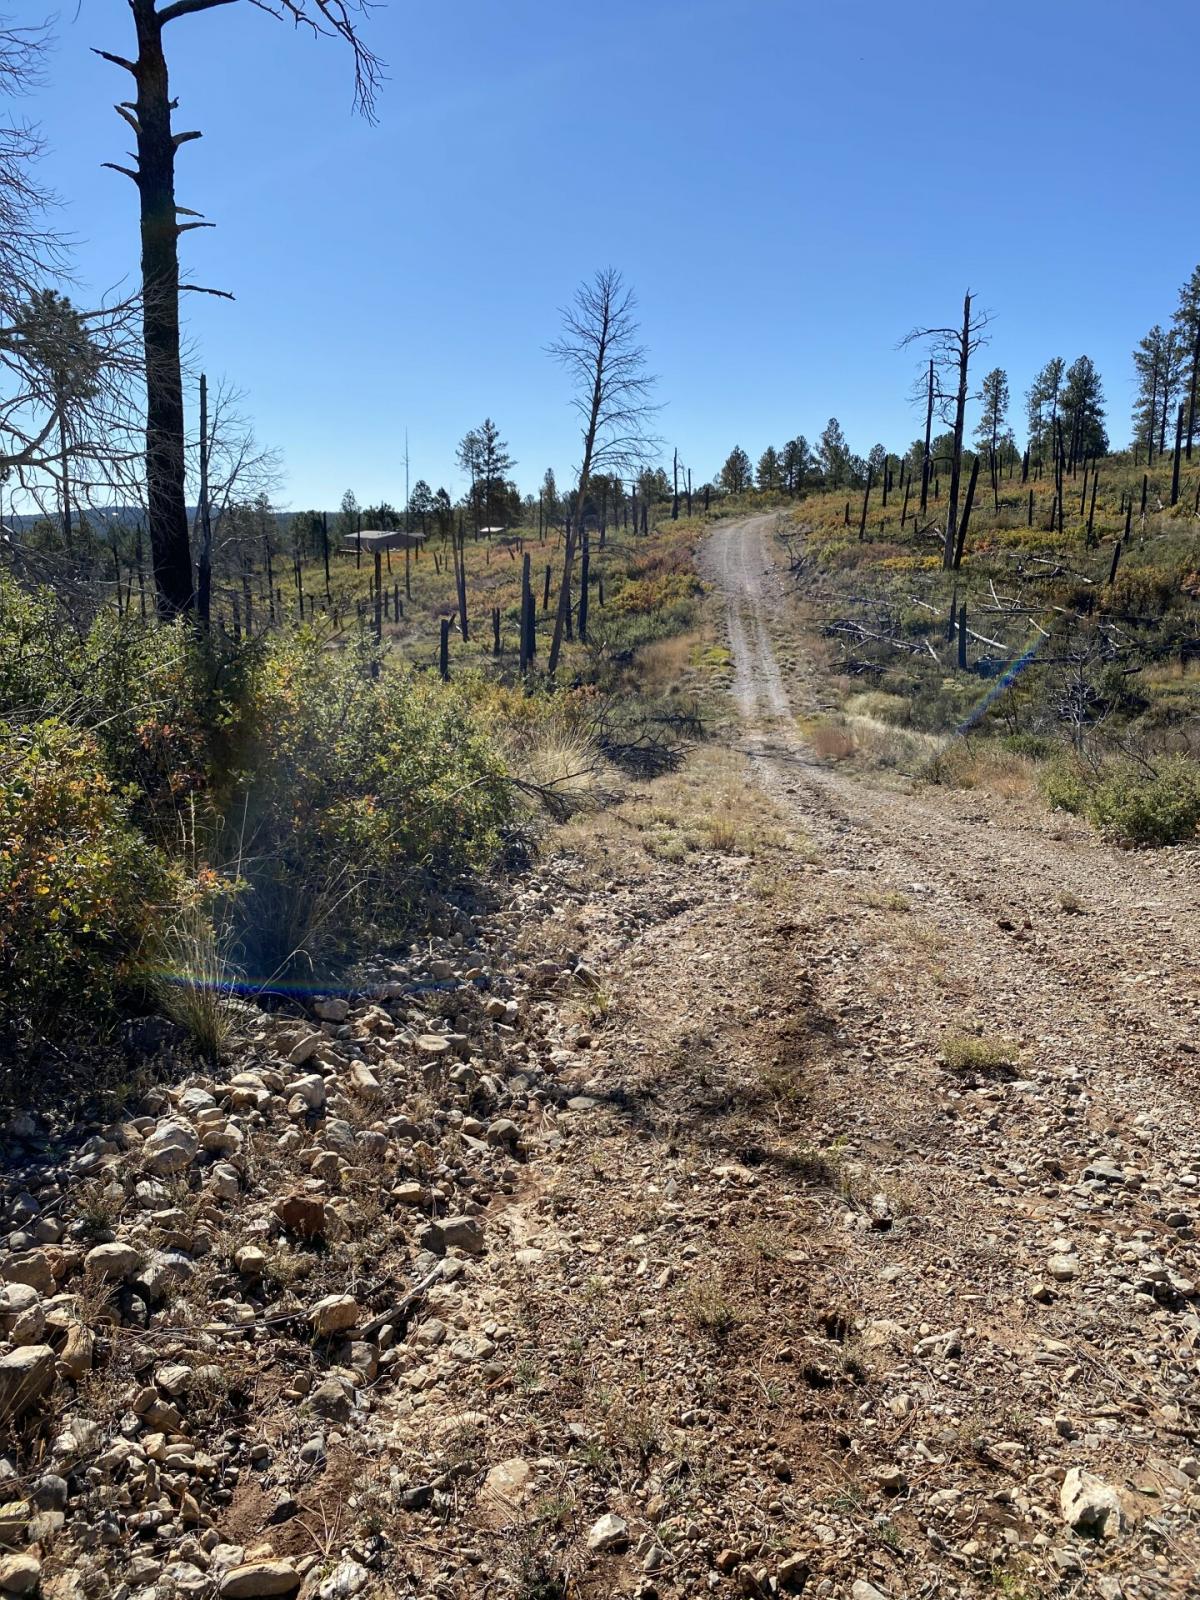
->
xmin=26 ymin=0 xmax=1200 ymax=509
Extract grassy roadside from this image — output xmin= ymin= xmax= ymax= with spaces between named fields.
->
xmin=746 ymin=463 xmax=1200 ymax=844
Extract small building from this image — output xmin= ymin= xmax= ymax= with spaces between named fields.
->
xmin=341 ymin=527 xmax=427 ymax=554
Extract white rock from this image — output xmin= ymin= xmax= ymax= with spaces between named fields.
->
xmin=218 ymin=1562 xmax=300 ymax=1598
xmin=1060 ymin=1466 xmax=1122 ymax=1538
xmin=84 ymin=1242 xmax=143 ymax=1281
xmin=0 ymin=1347 xmax=57 ymax=1419
xmin=316 ymin=1561 xmax=369 ymax=1600
xmin=587 ymin=1512 xmax=629 ymax=1552
xmin=287 ymin=1032 xmax=323 ymax=1066
xmin=309 ymin=1295 xmax=359 ymax=1337
xmin=143 ymin=1120 xmax=199 ymax=1176
xmin=285 ymin=1073 xmax=326 ymax=1109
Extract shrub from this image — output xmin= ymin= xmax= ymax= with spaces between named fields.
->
xmin=1039 ymin=758 xmax=1089 ymax=815
xmin=1039 ymin=752 xmax=1200 ymax=844
xmin=1000 ymin=732 xmax=1055 ymax=760
xmin=0 ymin=576 xmax=515 ymax=1054
xmin=0 ymin=718 xmax=169 ymax=1050
xmin=216 ymin=641 xmax=512 ymax=978
xmin=1086 ymin=756 xmax=1200 ymax=845
xmin=942 ymin=1033 xmax=1018 ymax=1076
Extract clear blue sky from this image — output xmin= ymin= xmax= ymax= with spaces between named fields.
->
xmin=27 ymin=0 xmax=1200 ymax=509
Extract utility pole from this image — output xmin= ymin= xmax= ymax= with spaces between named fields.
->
xmin=404 ymin=428 xmax=410 ymax=535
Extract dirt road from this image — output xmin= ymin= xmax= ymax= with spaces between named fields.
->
xmin=536 ymin=513 xmax=1200 ymax=1595
xmin=708 ymin=513 xmax=1200 ymax=1087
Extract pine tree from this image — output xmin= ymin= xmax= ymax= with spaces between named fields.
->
xmin=720 ymin=446 xmax=752 ymax=494
xmin=780 ymin=436 xmax=811 ymax=494
xmin=457 ymin=418 xmax=514 ymax=532
xmin=541 ymin=467 xmax=559 ymax=524
xmin=336 ymin=489 xmax=360 ymax=541
xmin=1173 ymin=263 xmax=1200 ymax=460
xmin=756 ymin=444 xmax=781 ymax=491
xmin=1132 ymin=326 xmax=1171 ymax=461
xmin=818 ymin=418 xmax=851 ymax=487
xmin=975 ymin=368 xmax=1009 ymax=507
xmin=408 ymin=479 xmax=434 ymax=533
xmin=1060 ymin=356 xmax=1108 ymax=466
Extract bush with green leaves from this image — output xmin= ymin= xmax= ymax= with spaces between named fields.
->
xmin=0 ymin=573 xmax=514 ymax=1062
xmin=219 ymin=638 xmax=511 ymax=978
xmin=1086 ymin=755 xmax=1200 ymax=845
xmin=1040 ymin=751 xmax=1200 ymax=844
xmin=0 ymin=718 xmax=169 ymax=1051
xmin=1039 ymin=758 xmax=1090 ymax=815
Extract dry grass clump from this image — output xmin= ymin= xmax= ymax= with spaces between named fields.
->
xmin=925 ymin=740 xmax=1038 ymax=798
xmin=617 ymin=745 xmax=793 ymax=861
xmin=859 ymin=885 xmax=911 ymax=912
xmin=512 ymin=723 xmax=614 ymax=819
xmin=146 ymin=905 xmax=236 ymax=1063
xmin=681 ymin=1277 xmax=742 ymax=1340
xmin=806 ymin=719 xmax=857 ymax=761
xmin=800 ymin=709 xmax=942 ymax=774
xmin=942 ymin=1032 xmax=1019 ymax=1076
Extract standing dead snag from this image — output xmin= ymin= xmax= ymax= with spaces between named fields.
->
xmin=546 ymin=267 xmax=658 ymax=677
xmin=902 ymin=290 xmax=992 ymax=570
xmin=96 ymin=0 xmax=382 ymax=619
xmin=919 ymin=358 xmax=934 ymax=513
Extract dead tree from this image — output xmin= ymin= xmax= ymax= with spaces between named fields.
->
xmin=547 ymin=268 xmax=658 ymax=676
xmin=919 ymin=357 xmax=934 ymax=513
xmin=858 ymin=467 xmax=872 ymax=540
xmin=519 ymin=553 xmax=532 ymax=673
xmin=1086 ymin=473 xmax=1098 ymax=545
xmin=902 ymin=291 xmax=991 ymax=569
xmin=96 ymin=0 xmax=382 ymax=618
xmin=952 ymin=452 xmax=980 ymax=569
xmin=578 ymin=527 xmax=591 ymax=641
xmin=1170 ymin=403 xmax=1184 ymax=506
xmin=196 ymin=371 xmax=212 ymax=623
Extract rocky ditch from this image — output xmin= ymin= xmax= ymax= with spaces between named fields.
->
xmin=0 ymin=884 xmax=607 ymax=1600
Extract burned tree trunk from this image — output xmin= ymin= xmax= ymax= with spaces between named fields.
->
xmin=953 ymin=451 xmax=980 ymax=569
xmin=1087 ymin=473 xmax=1098 ymax=546
xmin=943 ymin=292 xmax=973 ymax=570
xmin=1171 ymin=403 xmax=1184 ymax=506
xmin=100 ymin=1 xmax=201 ymax=616
xmin=578 ymin=527 xmax=590 ymax=642
xmin=920 ymin=357 xmax=934 ymax=513
xmin=519 ymin=553 xmax=532 ymax=673
xmin=196 ymin=372 xmax=212 ymax=627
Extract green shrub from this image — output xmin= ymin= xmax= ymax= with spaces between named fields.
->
xmin=0 ymin=575 xmax=515 ymax=1055
xmin=224 ymin=640 xmax=512 ymax=977
xmin=1039 ymin=758 xmax=1089 ymax=815
xmin=1086 ymin=756 xmax=1200 ymax=845
xmin=0 ymin=718 xmax=169 ymax=1047
xmin=1000 ymin=732 xmax=1055 ymax=760
xmin=1039 ymin=751 xmax=1200 ymax=844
